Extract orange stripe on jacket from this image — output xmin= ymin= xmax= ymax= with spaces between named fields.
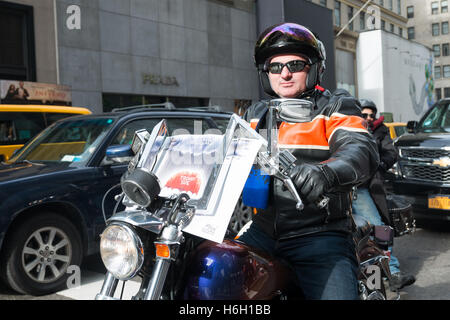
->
xmin=278 ymin=113 xmax=368 ymax=149
xmin=278 ymin=116 xmax=328 ymax=148
xmin=326 ymin=113 xmax=369 ymax=141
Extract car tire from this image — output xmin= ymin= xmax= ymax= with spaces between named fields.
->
xmin=228 ymin=197 xmax=253 ymax=237
xmin=0 ymin=212 xmax=83 ymax=296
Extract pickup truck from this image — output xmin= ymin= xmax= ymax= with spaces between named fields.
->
xmin=393 ymin=98 xmax=450 ymax=222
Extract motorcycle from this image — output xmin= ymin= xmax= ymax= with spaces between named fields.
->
xmin=95 ymin=99 xmax=394 ymax=300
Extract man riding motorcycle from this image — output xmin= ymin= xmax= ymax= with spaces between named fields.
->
xmin=238 ymin=23 xmax=379 ymax=300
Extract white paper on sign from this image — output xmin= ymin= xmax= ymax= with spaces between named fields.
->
xmin=153 ymin=134 xmax=223 ymax=203
xmin=182 ymin=137 xmax=262 ymax=243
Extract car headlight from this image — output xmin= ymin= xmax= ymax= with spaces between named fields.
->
xmin=388 ymin=162 xmax=402 ymax=178
xmin=100 ymin=224 xmax=144 ymax=280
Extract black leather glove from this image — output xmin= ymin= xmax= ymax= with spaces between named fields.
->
xmin=289 ymin=163 xmax=334 ymax=204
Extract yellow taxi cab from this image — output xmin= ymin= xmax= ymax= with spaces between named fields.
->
xmin=385 ymin=122 xmax=407 ymax=140
xmin=0 ymin=105 xmax=91 ymax=161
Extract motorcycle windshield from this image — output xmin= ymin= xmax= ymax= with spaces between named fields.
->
xmin=135 ymin=120 xmax=168 ymax=171
xmin=145 ymin=114 xmax=266 ymax=242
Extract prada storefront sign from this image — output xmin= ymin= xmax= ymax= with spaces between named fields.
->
xmin=142 ymin=73 xmax=179 ymax=86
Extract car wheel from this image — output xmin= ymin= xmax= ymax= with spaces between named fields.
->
xmin=0 ymin=212 xmax=83 ymax=296
xmin=228 ymin=197 xmax=253 ymax=236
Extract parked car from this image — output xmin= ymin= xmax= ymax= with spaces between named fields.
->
xmin=385 ymin=122 xmax=407 ymax=140
xmin=0 ymin=104 xmax=234 ymax=295
xmin=0 ymin=105 xmax=92 ymax=162
xmin=392 ymin=98 xmax=450 ymax=222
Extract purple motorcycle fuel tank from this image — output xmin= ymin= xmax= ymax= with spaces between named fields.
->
xmin=183 ymin=239 xmax=292 ymax=300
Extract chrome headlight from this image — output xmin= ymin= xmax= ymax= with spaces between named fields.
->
xmin=100 ymin=224 xmax=144 ymax=280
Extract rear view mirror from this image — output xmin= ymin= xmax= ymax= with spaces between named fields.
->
xmin=406 ymin=121 xmax=418 ymax=133
xmin=270 ymin=99 xmax=314 ymax=123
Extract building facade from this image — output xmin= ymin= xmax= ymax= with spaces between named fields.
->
xmin=406 ymin=0 xmax=450 ymax=99
xmin=311 ymin=0 xmax=408 ymax=97
xmin=0 ymin=0 xmax=259 ymax=113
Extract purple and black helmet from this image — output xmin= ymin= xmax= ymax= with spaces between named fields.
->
xmin=254 ymin=23 xmax=326 ymax=96
xmin=254 ymin=23 xmax=325 ymax=70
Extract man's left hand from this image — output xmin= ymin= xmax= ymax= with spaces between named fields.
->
xmin=289 ymin=163 xmax=333 ymax=204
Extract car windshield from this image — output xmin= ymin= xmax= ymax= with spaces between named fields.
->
xmin=7 ymin=117 xmax=116 ymax=166
xmin=420 ymin=103 xmax=450 ymax=133
xmin=394 ymin=125 xmax=406 ymax=137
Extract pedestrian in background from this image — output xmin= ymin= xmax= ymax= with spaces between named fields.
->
xmin=352 ymin=98 xmax=416 ymax=291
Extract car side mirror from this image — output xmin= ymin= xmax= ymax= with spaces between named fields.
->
xmin=406 ymin=121 xmax=418 ymax=133
xmin=104 ymin=144 xmax=134 ymax=164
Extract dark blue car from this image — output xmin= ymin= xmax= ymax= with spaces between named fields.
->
xmin=0 ymin=106 xmax=233 ymax=295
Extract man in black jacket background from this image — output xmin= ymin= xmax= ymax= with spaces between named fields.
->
xmin=237 ymin=23 xmax=379 ymax=300
xmin=352 ymin=98 xmax=416 ymax=291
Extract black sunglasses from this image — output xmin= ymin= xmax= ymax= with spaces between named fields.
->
xmin=267 ymin=60 xmax=310 ymax=74
xmin=361 ymin=113 xmax=375 ymax=119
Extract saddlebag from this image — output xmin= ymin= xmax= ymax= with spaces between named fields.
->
xmin=386 ymin=194 xmax=416 ymax=237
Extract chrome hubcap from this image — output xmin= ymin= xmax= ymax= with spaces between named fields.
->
xmin=21 ymin=227 xmax=72 ymax=283
xmin=229 ymin=199 xmax=253 ymax=234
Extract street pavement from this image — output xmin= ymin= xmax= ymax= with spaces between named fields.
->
xmin=1 ymin=220 xmax=450 ymax=300
xmin=392 ymin=220 xmax=450 ymax=300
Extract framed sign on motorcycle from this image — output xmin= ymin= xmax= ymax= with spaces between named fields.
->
xmin=148 ymin=121 xmax=264 ymax=243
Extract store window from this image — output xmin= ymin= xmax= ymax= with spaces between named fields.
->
xmin=102 ymin=93 xmax=210 ymax=113
xmin=0 ymin=2 xmax=36 ymax=81
xmin=445 ymin=87 xmax=450 ymax=98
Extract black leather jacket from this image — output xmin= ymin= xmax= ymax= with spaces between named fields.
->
xmin=364 ymin=118 xmax=398 ymax=225
xmin=243 ymin=89 xmax=379 ymax=240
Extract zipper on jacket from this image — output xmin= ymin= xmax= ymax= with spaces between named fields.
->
xmin=273 ymin=178 xmax=279 ymax=238
xmin=323 ymin=205 xmax=331 ymax=224
xmin=273 ymin=210 xmax=279 ymax=238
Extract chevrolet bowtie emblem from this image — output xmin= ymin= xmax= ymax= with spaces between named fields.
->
xmin=433 ymin=157 xmax=450 ymax=167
